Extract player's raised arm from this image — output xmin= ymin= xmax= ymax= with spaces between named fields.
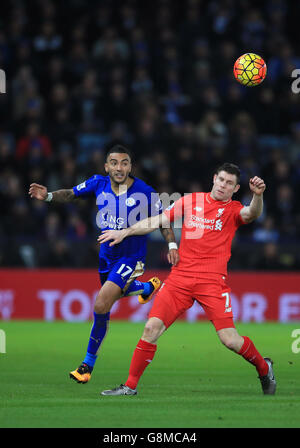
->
xmin=29 ymin=183 xmax=76 ymax=203
xmin=97 ymin=213 xmax=170 ymax=246
xmin=28 ymin=183 xmax=48 ymax=201
xmin=240 ymin=176 xmax=266 ymax=223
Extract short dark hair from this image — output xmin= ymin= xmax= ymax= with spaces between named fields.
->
xmin=215 ymin=163 xmax=240 ymax=184
xmin=105 ymin=144 xmax=132 ymax=162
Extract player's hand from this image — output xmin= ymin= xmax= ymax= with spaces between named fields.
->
xmin=249 ymin=176 xmax=266 ymax=196
xmin=97 ymin=229 xmax=126 ymax=246
xmin=167 ymin=249 xmax=179 ymax=266
xmin=29 ymin=183 xmax=48 ymax=201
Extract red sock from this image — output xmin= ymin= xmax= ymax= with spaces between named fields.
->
xmin=125 ymin=339 xmax=157 ymax=390
xmin=238 ymin=336 xmax=268 ymax=376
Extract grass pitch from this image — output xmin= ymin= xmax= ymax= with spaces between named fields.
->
xmin=0 ymin=320 xmax=299 ymax=428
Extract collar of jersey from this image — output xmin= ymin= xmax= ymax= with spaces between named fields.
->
xmin=206 ymin=192 xmax=232 ymax=205
xmin=108 ymin=175 xmax=136 ymax=197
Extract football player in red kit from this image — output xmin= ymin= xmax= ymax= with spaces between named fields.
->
xmin=98 ymin=163 xmax=276 ymax=396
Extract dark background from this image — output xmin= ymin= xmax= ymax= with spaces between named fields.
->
xmin=0 ymin=0 xmax=300 ymax=271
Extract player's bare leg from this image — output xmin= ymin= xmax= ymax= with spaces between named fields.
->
xmin=217 ymin=327 xmax=276 ymax=394
xmin=101 ymin=317 xmax=166 ymax=395
xmin=140 ymin=317 xmax=166 ymax=343
xmin=70 ymin=281 xmax=122 ymax=383
xmin=93 ymin=281 xmax=122 ymax=314
xmin=217 ymin=327 xmax=244 ymax=352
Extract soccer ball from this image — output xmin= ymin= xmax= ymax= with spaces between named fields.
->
xmin=233 ymin=53 xmax=267 ymax=87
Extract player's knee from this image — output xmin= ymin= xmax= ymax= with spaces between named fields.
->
xmin=94 ymin=295 xmax=111 ymax=314
xmin=142 ymin=319 xmax=164 ymax=343
xmin=218 ymin=331 xmax=240 ymax=352
xmin=94 ymin=285 xmax=120 ymax=314
xmin=94 ymin=301 xmax=107 ymax=314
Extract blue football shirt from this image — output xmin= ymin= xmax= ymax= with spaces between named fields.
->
xmin=73 ymin=175 xmax=162 ymax=273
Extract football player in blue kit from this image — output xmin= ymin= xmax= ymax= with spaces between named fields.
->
xmin=29 ymin=144 xmax=179 ymax=383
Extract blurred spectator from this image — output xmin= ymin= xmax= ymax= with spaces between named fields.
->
xmin=256 ymin=242 xmax=286 ymax=270
xmin=287 ymin=122 xmax=300 ymax=163
xmin=195 ymin=110 xmax=227 ymax=146
xmin=131 ymin=67 xmax=153 ymax=95
xmin=15 ymin=122 xmax=52 ymax=168
xmin=8 ymin=199 xmax=37 ymax=237
xmin=241 ymin=9 xmax=266 ymax=51
xmin=43 ymin=56 xmax=66 ymax=89
xmin=41 ymin=239 xmax=74 ymax=267
xmin=103 ymin=83 xmax=130 ymax=129
xmin=43 ymin=212 xmax=63 ymax=241
xmin=33 ymin=21 xmax=62 ymax=54
xmin=253 ymin=216 xmax=280 ymax=243
xmin=65 ymin=213 xmax=87 ymax=241
xmin=256 ymin=242 xmax=300 ymax=271
xmin=12 ymin=76 xmax=44 ymax=123
xmin=67 ymin=41 xmax=91 ymax=83
xmin=93 ymin=28 xmax=130 ymax=61
xmin=273 ymin=184 xmax=298 ymax=240
xmin=71 ymin=70 xmax=102 ymax=131
xmin=0 ymin=134 xmax=15 ymax=172
xmin=254 ymin=88 xmax=280 ymax=134
xmin=46 ymin=82 xmax=69 ymax=121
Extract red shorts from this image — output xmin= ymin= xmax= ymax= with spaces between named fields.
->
xmin=149 ymin=271 xmax=235 ymax=331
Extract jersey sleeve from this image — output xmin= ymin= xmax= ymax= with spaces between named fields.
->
xmin=148 ymin=189 xmax=163 ymax=217
xmin=163 ymin=196 xmax=185 ymax=223
xmin=73 ymin=175 xmax=103 ymax=198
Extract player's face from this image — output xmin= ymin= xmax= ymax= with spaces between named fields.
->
xmin=105 ymin=153 xmax=132 ymax=185
xmin=211 ymin=171 xmax=240 ymax=201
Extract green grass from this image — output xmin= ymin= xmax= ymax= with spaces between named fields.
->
xmin=0 ymin=320 xmax=299 ymax=428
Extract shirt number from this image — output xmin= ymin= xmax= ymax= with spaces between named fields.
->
xmin=116 ymin=264 xmax=133 ymax=278
xmin=222 ymin=292 xmax=232 ymax=313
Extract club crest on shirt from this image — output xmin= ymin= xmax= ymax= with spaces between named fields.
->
xmin=76 ymin=181 xmax=86 ymax=191
xmin=126 ymin=197 xmax=136 ymax=207
xmin=216 ymin=208 xmax=224 ymax=218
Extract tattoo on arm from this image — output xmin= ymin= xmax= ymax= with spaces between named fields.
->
xmin=160 ymin=226 xmax=176 ymax=243
xmin=52 ymin=189 xmax=77 ymax=203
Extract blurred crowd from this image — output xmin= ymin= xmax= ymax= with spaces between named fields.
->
xmin=0 ymin=0 xmax=300 ymax=270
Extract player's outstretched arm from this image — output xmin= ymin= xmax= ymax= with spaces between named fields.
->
xmin=28 ymin=183 xmax=48 ymax=201
xmin=29 ymin=183 xmax=76 ymax=203
xmin=97 ymin=213 xmax=170 ymax=246
xmin=240 ymin=176 xmax=266 ymax=223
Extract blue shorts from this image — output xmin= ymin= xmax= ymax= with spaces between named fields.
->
xmin=99 ymin=257 xmax=145 ymax=291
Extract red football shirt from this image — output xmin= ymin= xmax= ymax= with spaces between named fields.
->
xmin=164 ymin=192 xmax=246 ymax=276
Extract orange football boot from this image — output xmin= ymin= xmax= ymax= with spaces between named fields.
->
xmin=69 ymin=363 xmax=92 ymax=384
xmin=138 ymin=277 xmax=161 ymax=304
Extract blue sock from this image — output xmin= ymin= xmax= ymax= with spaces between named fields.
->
xmin=83 ymin=311 xmax=110 ymax=369
xmin=141 ymin=281 xmax=153 ymax=297
xmin=126 ymin=280 xmax=153 ymax=297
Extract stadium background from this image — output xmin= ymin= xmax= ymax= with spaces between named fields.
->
xmin=0 ymin=0 xmax=300 ymax=322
